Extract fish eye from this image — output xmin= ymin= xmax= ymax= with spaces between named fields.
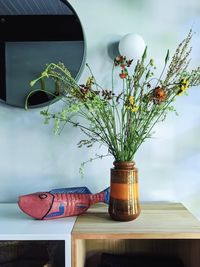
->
xmin=39 ymin=194 xmax=47 ymax=199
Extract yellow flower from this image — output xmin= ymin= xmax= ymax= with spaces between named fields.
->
xmin=132 ymin=104 xmax=139 ymax=112
xmin=177 ymin=79 xmax=189 ymax=96
xmin=126 ymin=96 xmax=139 ymax=112
xmin=127 ymin=105 xmax=139 ymax=112
xmin=128 ymin=96 xmax=134 ymax=105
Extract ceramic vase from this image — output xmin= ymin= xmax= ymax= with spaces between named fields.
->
xmin=109 ymin=161 xmax=140 ymax=221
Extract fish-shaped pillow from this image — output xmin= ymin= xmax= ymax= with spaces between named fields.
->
xmin=18 ymin=186 xmax=110 ymax=220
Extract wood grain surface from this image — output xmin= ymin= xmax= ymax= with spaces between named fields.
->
xmin=72 ymin=202 xmax=200 ymax=267
xmin=72 ymin=202 xmax=200 ymax=239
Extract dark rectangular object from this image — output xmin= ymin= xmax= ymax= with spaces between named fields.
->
xmin=0 ymin=240 xmax=65 ymax=267
xmin=0 ymin=15 xmax=83 ymax=41
xmin=98 ymin=253 xmax=185 ymax=267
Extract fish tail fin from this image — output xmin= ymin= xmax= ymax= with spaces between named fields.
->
xmin=90 ymin=187 xmax=110 ymax=205
xmin=103 ymin=187 xmax=110 ymax=204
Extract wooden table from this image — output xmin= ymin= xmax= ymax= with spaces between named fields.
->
xmin=72 ymin=202 xmax=200 ymax=267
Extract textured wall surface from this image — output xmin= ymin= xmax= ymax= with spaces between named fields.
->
xmin=0 ymin=0 xmax=200 ymax=218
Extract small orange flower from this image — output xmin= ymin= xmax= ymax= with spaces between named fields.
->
xmin=153 ymin=87 xmax=167 ymax=103
xmin=119 ymin=68 xmax=128 ymax=79
xmin=119 ymin=72 xmax=127 ymax=79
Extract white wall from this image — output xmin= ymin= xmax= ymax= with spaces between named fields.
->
xmin=0 ymin=0 xmax=200 ymax=218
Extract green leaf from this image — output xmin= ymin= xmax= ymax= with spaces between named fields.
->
xmin=142 ymin=46 xmax=148 ymax=62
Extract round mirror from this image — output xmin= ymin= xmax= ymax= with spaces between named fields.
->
xmin=0 ymin=0 xmax=86 ymax=108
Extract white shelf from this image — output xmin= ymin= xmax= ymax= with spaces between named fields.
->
xmin=0 ymin=203 xmax=77 ymax=267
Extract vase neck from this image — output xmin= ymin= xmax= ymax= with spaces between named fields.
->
xmin=113 ymin=161 xmax=135 ymax=169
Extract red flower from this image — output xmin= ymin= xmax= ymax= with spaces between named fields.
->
xmin=114 ymin=55 xmax=126 ymax=66
xmin=119 ymin=72 xmax=127 ymax=79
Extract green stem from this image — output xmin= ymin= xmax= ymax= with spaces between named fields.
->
xmin=25 ymin=89 xmax=63 ymax=110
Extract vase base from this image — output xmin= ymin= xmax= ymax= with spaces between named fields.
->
xmin=108 ymin=208 xmax=141 ymax=222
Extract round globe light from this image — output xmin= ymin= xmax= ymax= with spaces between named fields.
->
xmin=119 ymin=33 xmax=146 ymax=61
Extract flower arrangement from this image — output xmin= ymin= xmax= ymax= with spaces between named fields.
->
xmin=28 ymin=30 xmax=200 ymax=173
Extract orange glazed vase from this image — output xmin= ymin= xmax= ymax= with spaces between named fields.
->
xmin=109 ymin=161 xmax=140 ymax=221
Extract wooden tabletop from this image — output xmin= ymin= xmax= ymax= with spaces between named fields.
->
xmin=72 ymin=202 xmax=200 ymax=239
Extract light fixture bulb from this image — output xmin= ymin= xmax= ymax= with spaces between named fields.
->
xmin=119 ymin=33 xmax=146 ymax=61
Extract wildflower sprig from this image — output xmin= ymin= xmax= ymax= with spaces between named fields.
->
xmin=28 ymin=30 xmax=200 ymax=170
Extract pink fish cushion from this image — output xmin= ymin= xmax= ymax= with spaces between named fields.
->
xmin=18 ymin=187 xmax=110 ymax=220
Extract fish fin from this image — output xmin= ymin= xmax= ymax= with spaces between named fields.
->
xmin=45 ymin=203 xmax=65 ymax=218
xmin=103 ymin=187 xmax=110 ymax=204
xmin=50 ymin=187 xmax=92 ymax=194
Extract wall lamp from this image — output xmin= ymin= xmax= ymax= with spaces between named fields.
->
xmin=108 ymin=33 xmax=145 ymax=61
xmin=118 ymin=33 xmax=146 ymax=61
